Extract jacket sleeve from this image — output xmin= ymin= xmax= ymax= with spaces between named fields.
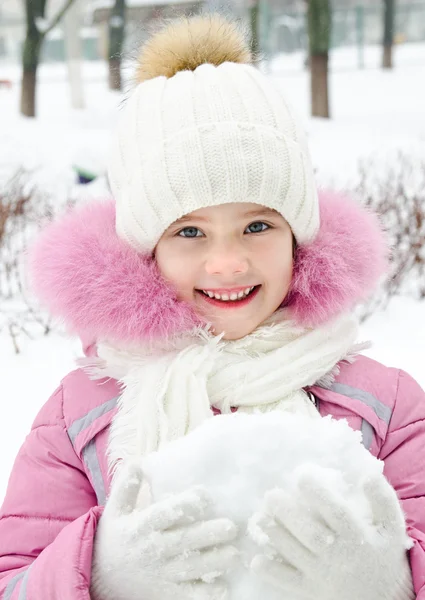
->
xmin=0 ymin=384 xmax=103 ymax=599
xmin=379 ymin=370 xmax=425 ymax=600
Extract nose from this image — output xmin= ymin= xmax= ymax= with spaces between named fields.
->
xmin=204 ymin=239 xmax=249 ymax=277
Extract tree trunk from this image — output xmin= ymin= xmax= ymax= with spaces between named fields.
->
xmin=307 ymin=0 xmax=331 ymax=118
xmin=20 ymin=29 xmax=43 ymax=117
xmin=64 ymin=0 xmax=85 ymax=109
xmin=108 ymin=57 xmax=122 ymax=90
xmin=249 ymin=0 xmax=260 ymax=62
xmin=108 ymin=0 xmax=126 ymax=90
xmin=21 ymin=0 xmax=77 ymax=117
xmin=382 ymin=0 xmax=395 ymax=69
xmin=310 ymin=54 xmax=329 ymax=118
xmin=382 ymin=45 xmax=392 ymax=68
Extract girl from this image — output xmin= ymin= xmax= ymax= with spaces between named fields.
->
xmin=1 ymin=14 xmax=424 ymax=600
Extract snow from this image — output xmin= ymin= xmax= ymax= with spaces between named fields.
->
xmin=268 ymin=42 xmax=425 ymax=185
xmin=1 ymin=43 xmax=425 ymax=503
xmin=0 ymin=61 xmax=116 ymax=201
xmin=35 ymin=17 xmax=50 ymax=34
xmin=142 ymin=411 xmax=383 ymax=599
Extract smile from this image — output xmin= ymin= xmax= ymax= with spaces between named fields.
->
xmin=196 ymin=285 xmax=261 ymax=308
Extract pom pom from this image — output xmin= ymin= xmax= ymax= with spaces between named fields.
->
xmin=136 ymin=14 xmax=252 ymax=83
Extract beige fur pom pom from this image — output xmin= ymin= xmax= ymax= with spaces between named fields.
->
xmin=135 ymin=14 xmax=252 ymax=83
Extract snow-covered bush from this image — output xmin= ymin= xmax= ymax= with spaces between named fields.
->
xmin=0 ymin=168 xmax=74 ymax=352
xmin=354 ymin=152 xmax=425 ymax=319
xmin=0 ymin=162 xmax=111 ymax=352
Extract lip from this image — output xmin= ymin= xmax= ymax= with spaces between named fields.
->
xmin=195 ymin=285 xmax=261 ymax=309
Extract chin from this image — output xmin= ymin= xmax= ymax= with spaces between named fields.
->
xmin=213 ymin=323 xmax=258 ymax=341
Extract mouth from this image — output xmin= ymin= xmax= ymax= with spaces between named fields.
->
xmin=195 ymin=285 xmax=261 ymax=308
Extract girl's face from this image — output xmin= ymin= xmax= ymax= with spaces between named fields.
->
xmin=155 ymin=202 xmax=294 ymax=340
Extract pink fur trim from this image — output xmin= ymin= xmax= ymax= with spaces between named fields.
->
xmin=28 ymin=191 xmax=388 ymax=344
xmin=28 ymin=201 xmax=200 ymax=345
xmin=286 ymin=189 xmax=388 ymax=326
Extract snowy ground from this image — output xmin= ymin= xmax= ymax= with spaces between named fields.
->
xmin=1 ymin=43 xmax=425 ymax=501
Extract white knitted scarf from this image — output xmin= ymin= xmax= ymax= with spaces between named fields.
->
xmin=82 ymin=312 xmax=361 ymax=475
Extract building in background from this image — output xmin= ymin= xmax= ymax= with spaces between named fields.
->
xmin=0 ymin=0 xmax=424 ymax=64
xmin=0 ymin=0 xmax=99 ymax=63
xmin=265 ymin=0 xmax=425 ymax=57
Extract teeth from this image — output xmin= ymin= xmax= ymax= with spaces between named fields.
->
xmin=201 ymin=286 xmax=256 ymax=302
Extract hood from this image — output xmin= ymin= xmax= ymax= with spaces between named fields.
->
xmin=27 ymin=190 xmax=388 ymax=347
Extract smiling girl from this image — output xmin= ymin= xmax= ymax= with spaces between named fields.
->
xmin=1 ymin=14 xmax=424 ymax=600
xmin=156 ymin=203 xmax=294 ymax=340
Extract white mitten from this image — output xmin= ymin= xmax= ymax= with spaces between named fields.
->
xmin=249 ymin=465 xmax=414 ymax=600
xmin=91 ymin=462 xmax=239 ymax=600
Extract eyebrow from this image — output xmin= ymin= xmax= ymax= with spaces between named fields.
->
xmin=175 ymin=207 xmax=279 ymax=224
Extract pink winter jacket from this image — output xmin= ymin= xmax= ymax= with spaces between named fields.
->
xmin=1 ymin=354 xmax=425 ymax=599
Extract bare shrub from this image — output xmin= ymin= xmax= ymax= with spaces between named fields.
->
xmin=0 ymin=168 xmax=76 ymax=352
xmin=354 ymin=152 xmax=425 ymax=319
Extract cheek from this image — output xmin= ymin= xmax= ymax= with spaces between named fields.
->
xmin=155 ymin=243 xmax=197 ymax=300
xmin=272 ymin=263 xmax=293 ymax=302
xmin=260 ymin=238 xmax=293 ymax=290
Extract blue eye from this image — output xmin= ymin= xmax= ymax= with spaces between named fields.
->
xmin=178 ymin=227 xmax=203 ymax=238
xmin=245 ymin=221 xmax=270 ymax=234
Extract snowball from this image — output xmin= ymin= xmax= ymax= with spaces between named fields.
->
xmin=141 ymin=412 xmax=383 ymax=600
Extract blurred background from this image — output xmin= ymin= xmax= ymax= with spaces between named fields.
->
xmin=0 ymin=0 xmax=424 ymax=500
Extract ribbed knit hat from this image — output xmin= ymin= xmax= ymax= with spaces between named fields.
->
xmin=108 ymin=15 xmax=320 ymax=253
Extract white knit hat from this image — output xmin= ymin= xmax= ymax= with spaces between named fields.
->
xmin=108 ymin=15 xmax=319 ymax=253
